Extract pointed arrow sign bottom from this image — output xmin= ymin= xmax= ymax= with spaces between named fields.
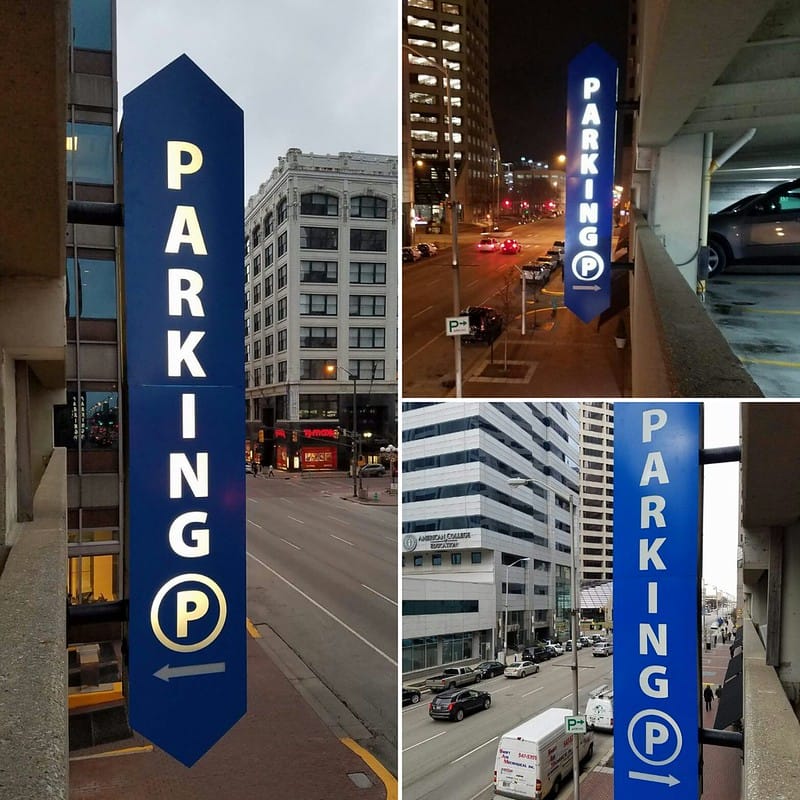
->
xmin=629 ymin=771 xmax=680 ymax=787
xmin=573 ymin=285 xmax=602 ymax=292
xmin=154 ymin=662 xmax=226 ymax=682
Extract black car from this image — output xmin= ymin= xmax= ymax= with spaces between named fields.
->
xmin=474 ymin=660 xmax=505 ymax=679
xmin=416 ymin=242 xmax=438 ymax=257
xmin=707 ymin=179 xmax=800 ymax=276
xmin=461 ymin=306 xmax=503 ymax=344
xmin=403 ymin=687 xmax=422 ymax=706
xmin=429 ymin=688 xmax=491 ymax=721
xmin=522 ymin=646 xmax=550 ymax=663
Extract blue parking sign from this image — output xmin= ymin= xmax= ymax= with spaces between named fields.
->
xmin=123 ymin=55 xmax=246 ymax=766
xmin=614 ymin=403 xmax=701 ymax=797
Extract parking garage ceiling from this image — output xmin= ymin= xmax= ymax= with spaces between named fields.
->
xmin=637 ymin=0 xmax=800 ymax=183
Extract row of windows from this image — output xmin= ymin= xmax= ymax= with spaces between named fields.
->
xmin=403 ymin=599 xmax=478 ymax=615
xmin=249 ymin=226 xmax=388 ymax=255
xmin=248 ymin=261 xmax=387 ymax=290
xmin=248 ymin=359 xmax=384 ymax=388
xmin=246 ymin=294 xmax=388 ymax=334
xmin=404 ymin=550 xmax=482 ymax=569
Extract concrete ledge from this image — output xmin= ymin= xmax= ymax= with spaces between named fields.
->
xmin=744 ymin=617 xmax=800 ymax=799
xmin=0 ymin=448 xmax=67 ymax=799
xmin=631 ymin=210 xmax=763 ymax=397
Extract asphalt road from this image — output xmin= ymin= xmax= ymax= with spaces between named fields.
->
xmin=403 ymin=219 xmax=566 ymax=396
xmin=402 ymin=648 xmax=614 ymax=800
xmin=245 ymin=473 xmax=398 ymax=773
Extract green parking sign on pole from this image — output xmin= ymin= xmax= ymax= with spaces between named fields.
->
xmin=565 ymin=715 xmax=588 ymax=735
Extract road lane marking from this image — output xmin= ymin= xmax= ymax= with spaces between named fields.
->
xmin=452 ymin=736 xmax=499 ymax=764
xmin=362 ymin=584 xmax=397 ymax=605
xmin=280 ymin=537 xmax=301 ymax=550
xmin=559 ymin=694 xmax=572 ymax=703
xmin=247 ymin=519 xmax=263 ymax=529
xmin=522 ymin=686 xmax=544 ymax=698
xmin=467 ymin=784 xmax=495 ymax=800
xmin=248 ymin=498 xmax=259 ymax=503
xmin=404 ymin=331 xmax=446 ymax=363
xmin=246 ymin=551 xmax=396 ymax=665
xmin=328 ymin=515 xmax=348 ymax=524
xmin=740 ymin=356 xmax=800 ymax=368
xmin=402 ymin=730 xmax=448 ymax=751
xmin=287 ymin=515 xmax=305 ymax=524
xmin=246 ymin=618 xmax=261 ymax=638
xmin=341 ymin=737 xmax=397 ymax=800
xmin=331 ymin=533 xmax=353 ymax=546
xmin=412 ymin=304 xmax=434 ymax=318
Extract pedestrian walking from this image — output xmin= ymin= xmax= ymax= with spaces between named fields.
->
xmin=715 ymin=684 xmax=722 ymax=701
xmin=267 ymin=464 xmax=275 ymax=477
xmin=703 ymin=684 xmax=714 ymax=712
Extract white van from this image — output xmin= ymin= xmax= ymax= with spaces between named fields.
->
xmin=585 ymin=685 xmax=613 ymax=731
xmin=494 ymin=706 xmax=594 ymax=799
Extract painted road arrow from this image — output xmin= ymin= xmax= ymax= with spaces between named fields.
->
xmin=629 ymin=771 xmax=680 ymax=787
xmin=573 ymin=285 xmax=602 ymax=292
xmin=154 ymin=662 xmax=226 ymax=682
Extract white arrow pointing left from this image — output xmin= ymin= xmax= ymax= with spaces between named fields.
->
xmin=154 ymin=662 xmax=226 ymax=682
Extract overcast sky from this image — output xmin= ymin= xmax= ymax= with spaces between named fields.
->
xmin=117 ymin=0 xmax=398 ymax=203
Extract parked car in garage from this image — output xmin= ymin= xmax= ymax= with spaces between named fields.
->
xmin=429 ymin=688 xmax=492 ymax=721
xmin=707 ymin=179 xmax=800 ymax=276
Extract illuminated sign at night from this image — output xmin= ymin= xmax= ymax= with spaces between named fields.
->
xmin=565 ymin=44 xmax=618 ymax=323
xmin=123 ymin=55 xmax=245 ymax=767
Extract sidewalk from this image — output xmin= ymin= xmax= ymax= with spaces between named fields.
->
xmin=69 ymin=631 xmax=393 ymax=799
xmin=561 ymin=638 xmax=742 ymax=799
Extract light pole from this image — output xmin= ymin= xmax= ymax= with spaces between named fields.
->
xmin=503 ymin=557 xmax=529 ymax=660
xmin=403 ymin=43 xmax=462 ymax=397
xmin=509 ymin=476 xmax=582 ymax=800
xmin=325 ymin=363 xmax=361 ymax=497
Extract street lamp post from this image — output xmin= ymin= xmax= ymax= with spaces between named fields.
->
xmin=404 ymin=44 xmax=462 ymax=396
xmin=509 ymin=477 xmax=582 ymax=800
xmin=325 ymin=363 xmax=361 ymax=497
xmin=503 ymin=557 xmax=529 ymax=660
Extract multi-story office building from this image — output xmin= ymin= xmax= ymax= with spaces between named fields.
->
xmin=244 ymin=149 xmax=398 ymax=472
xmin=401 ymin=402 xmax=580 ymax=675
xmin=579 ymin=402 xmax=614 ymax=583
xmin=403 ymin=0 xmax=499 ymax=238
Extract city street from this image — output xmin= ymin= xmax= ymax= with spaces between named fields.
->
xmin=245 ymin=472 xmax=398 ymax=773
xmin=402 ymin=648 xmax=614 ymax=800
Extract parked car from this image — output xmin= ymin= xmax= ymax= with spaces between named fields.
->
xmin=424 ymin=666 xmax=481 ymax=693
xmin=429 ymin=688 xmax=492 ymax=721
xmin=707 ymin=179 xmax=800 ymax=276
xmin=500 ymin=238 xmax=522 ymax=254
xmin=592 ymin=641 xmax=613 ymax=657
xmin=474 ymin=660 xmax=506 ymax=679
xmin=460 ymin=305 xmax=503 ymax=344
xmin=402 ymin=245 xmax=422 ymax=262
xmin=522 ymin=646 xmax=550 ymax=663
xmin=578 ymin=636 xmax=592 ymax=648
xmin=477 ymin=236 xmax=499 ymax=252
xmin=504 ymin=660 xmax=540 ymax=678
xmin=359 ymin=463 xmax=386 ymax=477
xmin=545 ymin=643 xmax=564 ymax=657
xmin=417 ymin=242 xmax=438 ymax=257
xmin=403 ymin=687 xmax=422 ymax=706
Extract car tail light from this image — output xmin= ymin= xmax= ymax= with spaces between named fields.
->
xmin=428 ymin=702 xmax=433 ymax=711
xmin=536 ymin=779 xmax=542 ymax=792
xmin=447 ymin=703 xmax=454 ymax=711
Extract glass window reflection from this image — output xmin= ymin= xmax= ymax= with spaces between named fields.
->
xmin=72 ymin=0 xmax=112 ymax=51
xmin=66 ymin=257 xmax=117 ymax=319
xmin=55 ymin=391 xmax=119 ymax=450
xmin=66 ymin=122 xmax=113 ymax=184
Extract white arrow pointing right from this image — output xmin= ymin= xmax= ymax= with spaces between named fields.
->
xmin=629 ymin=771 xmax=680 ymax=787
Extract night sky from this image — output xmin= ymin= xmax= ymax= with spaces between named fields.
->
xmin=489 ymin=0 xmax=629 ymax=165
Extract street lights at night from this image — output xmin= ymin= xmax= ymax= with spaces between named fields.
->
xmin=503 ymin=557 xmax=529 ymax=659
xmin=509 ymin=476 xmax=582 ymax=800
xmin=404 ymin=43 xmax=463 ymax=397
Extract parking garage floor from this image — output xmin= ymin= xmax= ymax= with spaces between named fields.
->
xmin=705 ymin=267 xmax=800 ymax=397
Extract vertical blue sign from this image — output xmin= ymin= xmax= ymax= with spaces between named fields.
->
xmin=565 ymin=44 xmax=618 ymax=323
xmin=614 ymin=403 xmax=701 ymax=798
xmin=123 ymin=55 xmax=245 ymax=767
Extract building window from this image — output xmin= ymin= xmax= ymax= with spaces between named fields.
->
xmin=350 ymin=195 xmax=387 ymax=219
xmin=277 ymin=197 xmax=288 ymax=224
xmin=66 ymin=122 xmax=113 ymax=184
xmin=301 ymin=260 xmax=338 ymax=283
xmin=277 ymin=231 xmax=288 ymax=257
xmin=451 ymin=553 xmax=462 ymax=565
xmin=68 ymin=553 xmax=119 ymax=604
xmin=253 ymin=338 xmax=261 ymax=360
xmin=300 ymin=227 xmax=338 ymax=250
xmin=252 ymin=226 xmax=260 ymax=247
xmin=277 ymin=297 xmax=287 ymax=321
xmin=349 ymin=295 xmax=385 ymax=316
xmin=265 ymin=334 xmax=274 ymax=355
xmin=245 ymin=369 xmax=250 ymax=388
xmin=349 ymin=262 xmax=386 ymax=284
xmin=265 ymin=212 xmax=274 ymax=235
xmin=54 ymin=391 xmax=119 ymax=450
xmin=277 ymin=264 xmax=287 ymax=289
xmin=442 ymin=2 xmax=461 ymax=13
xmin=471 ymin=552 xmax=482 ymax=564
xmin=300 ymin=359 xmax=337 ymax=380
xmin=413 ymin=555 xmax=423 ymax=567
xmin=72 ymin=0 xmax=113 ymax=50
xmin=253 ymin=311 xmax=261 ymax=332
xmin=244 ymin=289 xmax=249 ymax=311
xmin=350 ymin=229 xmax=387 ymax=252
xmin=265 ymin=243 xmax=274 ymax=267
xmin=349 ymin=327 xmax=385 ymax=348
xmin=432 ymin=553 xmax=442 ymax=566
xmin=264 ymin=305 xmax=273 ymax=327
xmin=348 ymin=359 xmax=384 ymax=380
xmin=278 ymin=361 xmax=287 ymax=382
xmin=300 ymin=294 xmax=337 ymax=315
xmin=244 ymin=316 xmax=250 ymax=336
xmin=301 ymin=192 xmax=339 ymax=216
xmin=277 ymin=329 xmax=287 ymax=352
xmin=299 ymin=394 xmax=338 ymax=419
xmin=253 ymin=282 xmax=261 ymax=304
xmin=265 ymin=364 xmax=273 ymax=384
xmin=300 ymin=327 xmax=337 ymax=348
xmin=253 ymin=367 xmax=261 ymax=387
xmin=253 ymin=253 xmax=261 ymax=276
xmin=408 ymin=15 xmax=435 ymax=29
xmin=66 ymin=257 xmax=117 ymax=319
xmin=265 ymin=274 xmax=274 ymax=296
xmin=245 ymin=343 xmax=250 ymax=363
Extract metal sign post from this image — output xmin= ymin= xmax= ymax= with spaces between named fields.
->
xmin=564 ymin=44 xmax=618 ymax=323
xmin=123 ymin=55 xmax=246 ymax=766
xmin=613 ymin=403 xmax=701 ymax=798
